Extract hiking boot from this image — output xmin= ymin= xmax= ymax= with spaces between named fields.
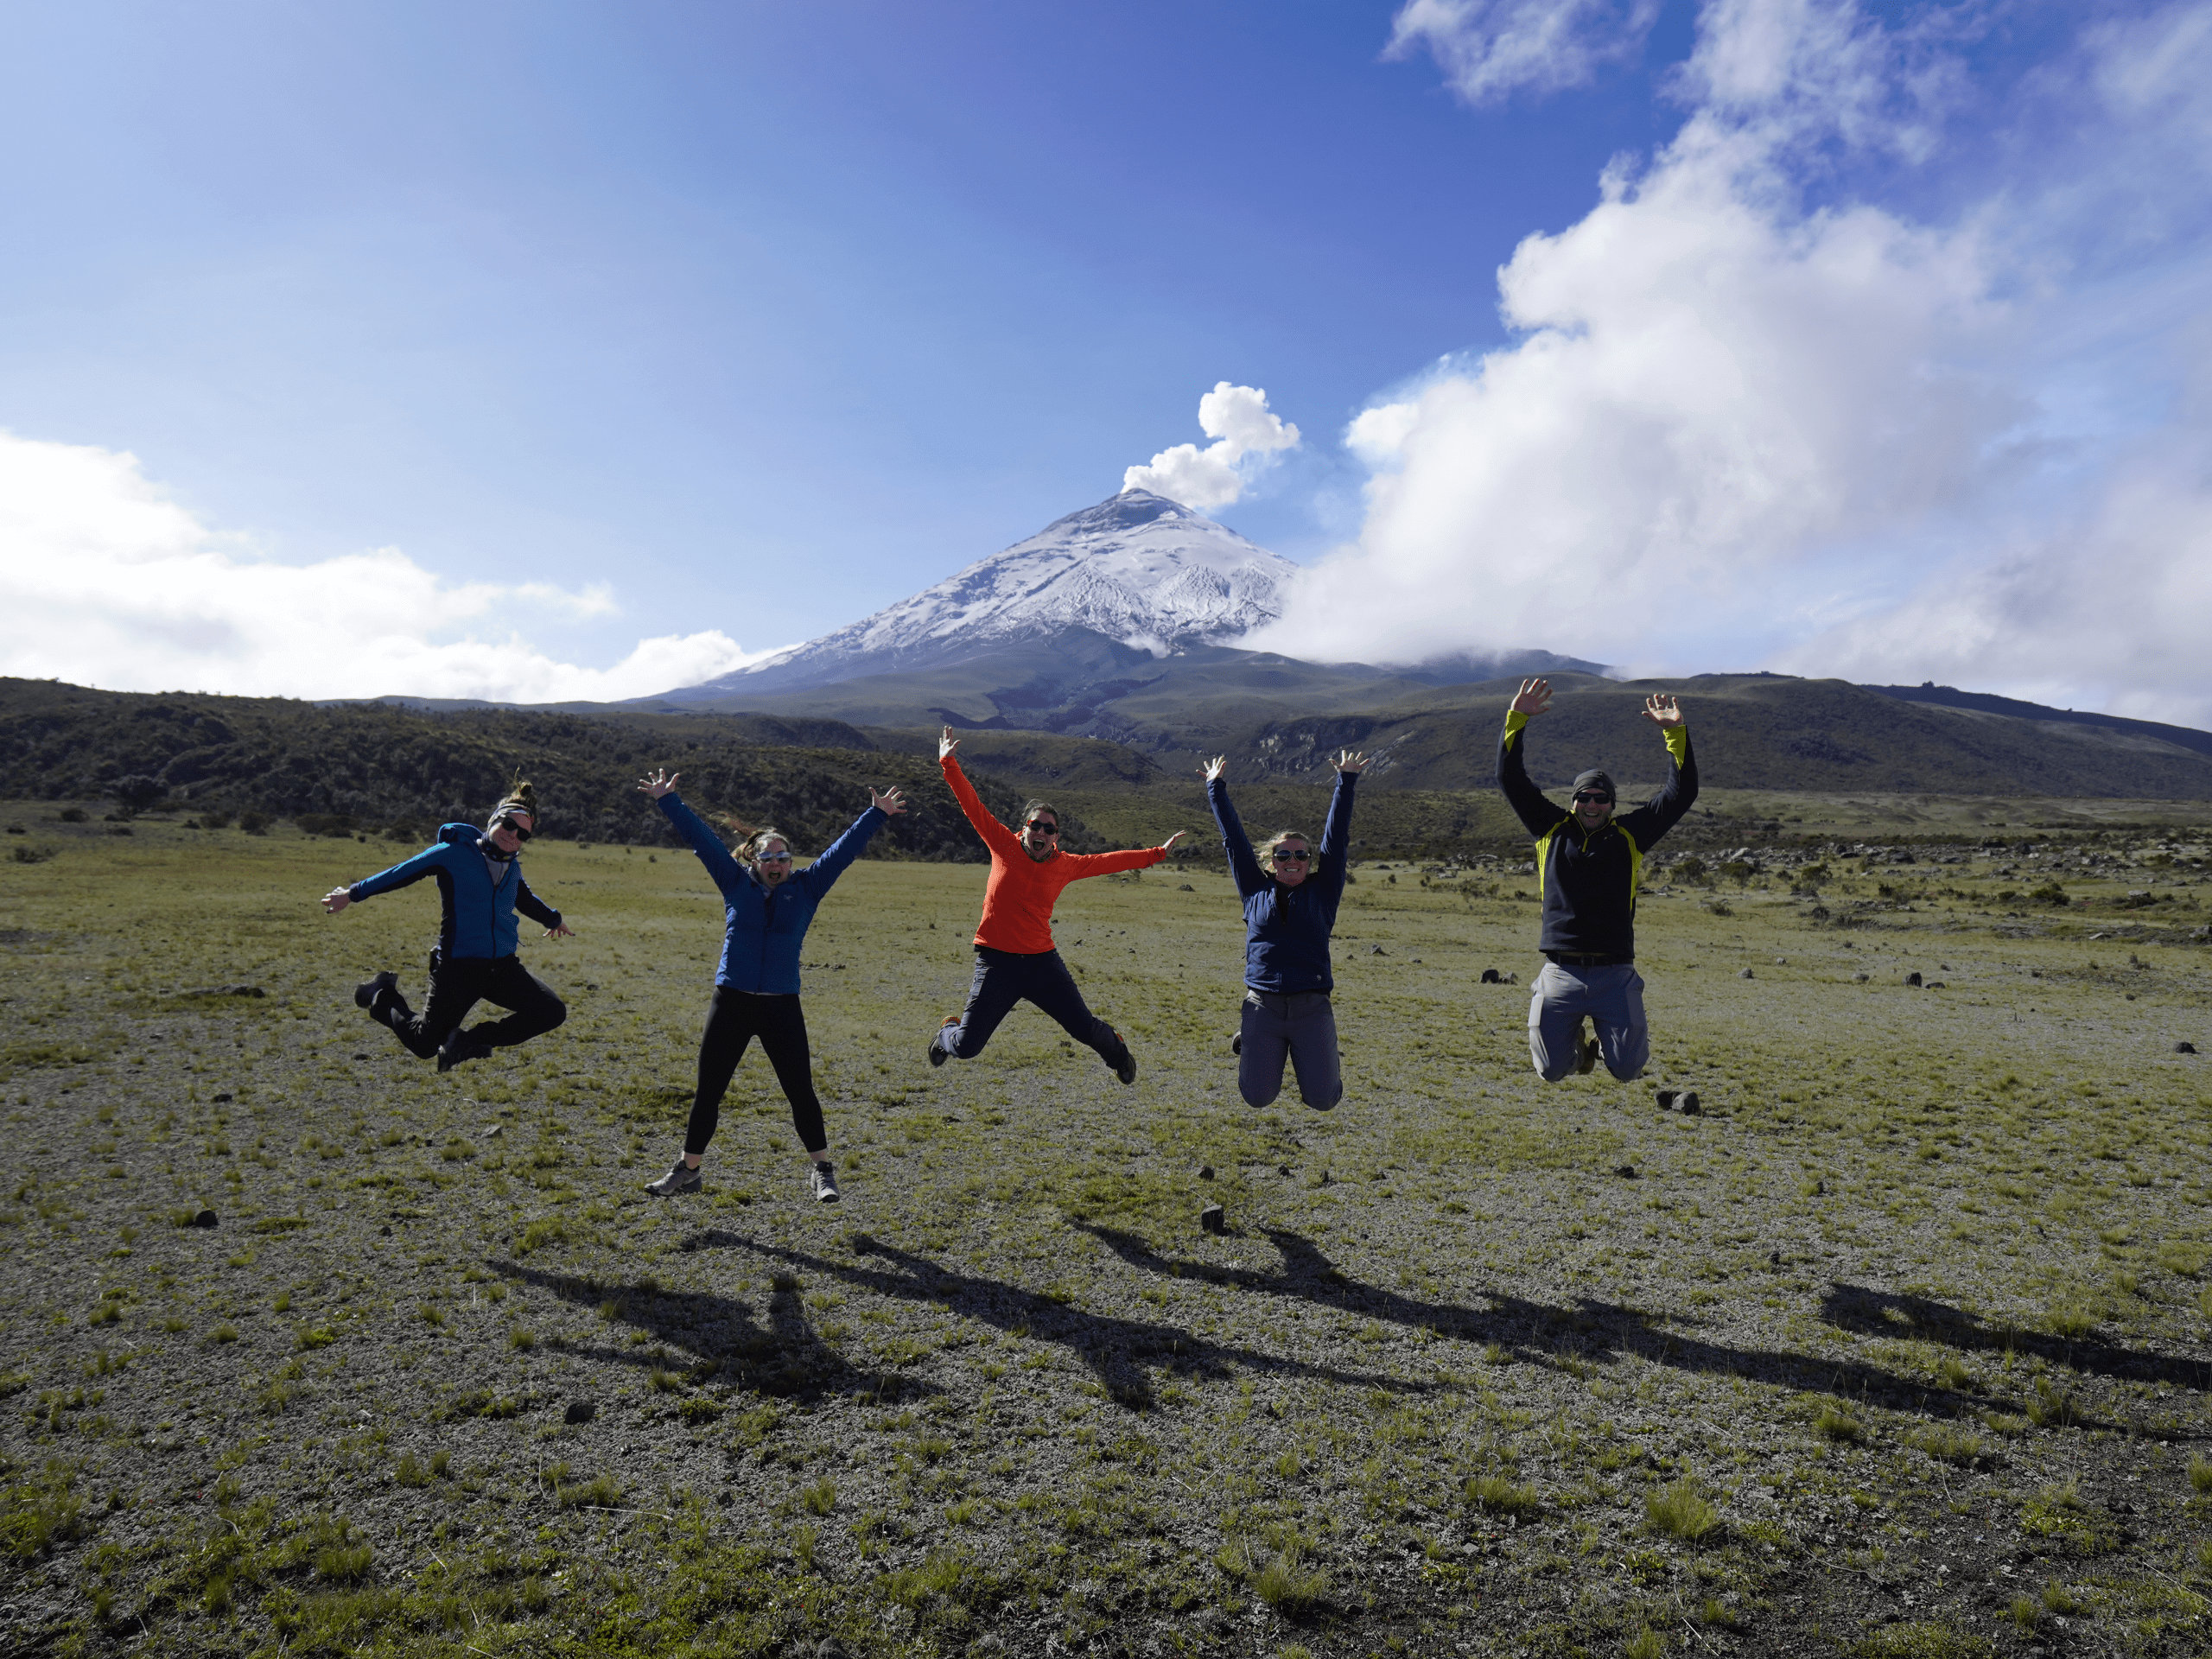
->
xmin=928 ymin=1014 xmax=959 ymax=1069
xmin=645 ymin=1157 xmax=701 ymax=1198
xmin=1110 ymin=1032 xmax=1138 ymax=1086
xmin=353 ymin=970 xmax=397 ymax=1010
xmin=436 ymin=1028 xmax=495 ymax=1073
xmin=810 ymin=1161 xmax=841 ymax=1204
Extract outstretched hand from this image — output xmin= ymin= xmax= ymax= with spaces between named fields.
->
xmin=320 ymin=887 xmax=352 ymax=915
xmin=870 ymin=785 xmax=908 ymax=817
xmin=544 ymin=923 xmax=574 ymax=940
xmin=1333 ymin=749 xmax=1369 ymax=775
xmin=1510 ymin=677 xmax=1552 ymax=717
xmin=938 ymin=725 xmax=960 ymax=761
xmin=1200 ymin=755 xmax=1227 ymax=783
xmin=1157 ymin=831 xmax=1185 ymax=853
xmin=638 ymin=768 xmax=679 ymax=799
xmin=1641 ymin=694 xmax=1683 ymax=728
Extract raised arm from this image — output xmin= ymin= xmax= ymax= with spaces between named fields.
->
xmin=1313 ymin=753 xmax=1362 ymax=900
xmin=939 ymin=743 xmax=1022 ymax=861
xmin=1204 ymin=759 xmax=1269 ymax=899
xmin=1620 ymin=696 xmax=1699 ymax=849
xmin=795 ymin=789 xmax=903 ymax=898
xmin=1056 ymin=844 xmax=1169 ymax=880
xmin=1496 ymin=679 xmax=1568 ymax=840
xmin=652 ymin=791 xmax=750 ymax=899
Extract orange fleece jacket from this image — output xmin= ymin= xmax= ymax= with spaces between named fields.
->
xmin=942 ymin=753 xmax=1164 ymax=953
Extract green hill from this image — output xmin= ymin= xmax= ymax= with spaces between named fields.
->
xmin=0 ymin=679 xmax=1094 ymax=861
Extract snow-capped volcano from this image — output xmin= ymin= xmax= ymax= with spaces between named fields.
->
xmin=678 ymin=490 xmax=1298 ymax=697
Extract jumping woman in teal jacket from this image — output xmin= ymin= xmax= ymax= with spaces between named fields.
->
xmin=321 ymin=781 xmax=573 ymax=1071
xmin=635 ymin=767 xmax=905 ymax=1204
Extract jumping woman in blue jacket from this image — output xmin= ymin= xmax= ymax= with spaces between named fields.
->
xmin=635 ymin=767 xmax=905 ymax=1204
xmin=1204 ymin=749 xmax=1365 ymax=1109
xmin=321 ymin=781 xmax=573 ymax=1071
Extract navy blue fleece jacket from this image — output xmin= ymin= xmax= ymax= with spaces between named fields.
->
xmin=657 ymin=793 xmax=885 ymax=994
xmin=1207 ymin=771 xmax=1356 ymax=995
xmin=346 ymin=824 xmax=563 ymax=960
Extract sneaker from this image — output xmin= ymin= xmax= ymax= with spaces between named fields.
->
xmin=810 ymin=1161 xmax=841 ymax=1204
xmin=1230 ymin=1030 xmax=1243 ymax=1056
xmin=928 ymin=1014 xmax=959 ymax=1069
xmin=353 ymin=970 xmax=397 ymax=1010
xmin=1110 ymin=1032 xmax=1137 ymax=1086
xmin=435 ymin=1029 xmax=495 ymax=1073
xmin=1573 ymin=1023 xmax=1599 ymax=1076
xmin=645 ymin=1157 xmax=701 ymax=1198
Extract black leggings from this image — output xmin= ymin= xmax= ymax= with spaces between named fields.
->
xmin=931 ymin=946 xmax=1128 ymax=1069
xmin=688 ymin=987 xmax=825 ymax=1158
xmin=376 ymin=952 xmax=566 ymax=1058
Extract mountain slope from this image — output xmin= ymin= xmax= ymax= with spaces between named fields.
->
xmin=673 ymin=490 xmax=1300 ymax=699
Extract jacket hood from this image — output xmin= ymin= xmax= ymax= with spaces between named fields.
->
xmin=437 ymin=823 xmax=483 ymax=847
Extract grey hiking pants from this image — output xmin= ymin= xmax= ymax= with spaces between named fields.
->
xmin=1239 ymin=988 xmax=1341 ymax=1109
xmin=1528 ymin=960 xmax=1647 ymax=1083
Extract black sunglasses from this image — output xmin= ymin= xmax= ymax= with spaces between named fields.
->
xmin=1025 ymin=821 xmax=1060 ymax=836
xmin=494 ymin=817 xmax=533 ymax=842
xmin=1274 ymin=849 xmax=1313 ymax=861
xmin=1572 ymin=792 xmax=1612 ymax=805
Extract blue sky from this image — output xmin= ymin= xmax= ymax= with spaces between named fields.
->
xmin=3 ymin=1 xmax=2210 ymax=721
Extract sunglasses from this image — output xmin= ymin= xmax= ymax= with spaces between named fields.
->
xmin=1572 ymin=792 xmax=1612 ymax=805
xmin=756 ymin=850 xmax=793 ymax=863
xmin=1025 ymin=822 xmax=1060 ymax=836
xmin=1274 ymin=849 xmax=1313 ymax=861
xmin=493 ymin=817 xmax=533 ymax=842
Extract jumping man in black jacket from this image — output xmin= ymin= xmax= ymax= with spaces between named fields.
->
xmin=1496 ymin=677 xmax=1697 ymax=1082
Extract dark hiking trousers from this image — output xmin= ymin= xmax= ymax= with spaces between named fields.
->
xmin=686 ymin=987 xmax=826 ymax=1157
xmin=931 ymin=946 xmax=1129 ymax=1072
xmin=1238 ymin=989 xmax=1342 ymax=1109
xmin=373 ymin=951 xmax=566 ymax=1060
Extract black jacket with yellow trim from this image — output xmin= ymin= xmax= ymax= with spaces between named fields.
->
xmin=1496 ymin=713 xmax=1697 ymax=959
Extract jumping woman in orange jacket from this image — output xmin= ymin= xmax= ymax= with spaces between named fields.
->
xmin=927 ymin=727 xmax=1183 ymax=1084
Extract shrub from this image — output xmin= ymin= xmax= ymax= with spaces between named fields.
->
xmin=238 ymin=811 xmax=270 ymax=835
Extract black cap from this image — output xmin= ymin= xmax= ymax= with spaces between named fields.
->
xmin=1571 ymin=769 xmax=1615 ymax=801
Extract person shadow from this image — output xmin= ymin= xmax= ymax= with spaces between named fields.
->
xmin=489 ymin=1257 xmax=940 ymax=1403
xmin=1071 ymin=1223 xmax=2171 ymax=1429
xmin=676 ymin=1228 xmax=1434 ymax=1411
xmin=1818 ymin=1282 xmax=2212 ymax=1394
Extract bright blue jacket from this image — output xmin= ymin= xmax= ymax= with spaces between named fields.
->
xmin=347 ymin=824 xmax=563 ymax=961
xmin=658 ymin=793 xmax=885 ymax=995
xmin=1208 ymin=772 xmax=1356 ymax=995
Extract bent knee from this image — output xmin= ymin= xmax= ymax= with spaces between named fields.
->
xmin=544 ymin=1000 xmax=568 ymax=1030
xmin=1240 ymin=1079 xmax=1283 ymax=1108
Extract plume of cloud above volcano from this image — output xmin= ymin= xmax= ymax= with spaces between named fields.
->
xmin=1122 ymin=383 xmax=1301 ymax=512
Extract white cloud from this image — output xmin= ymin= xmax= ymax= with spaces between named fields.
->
xmin=1258 ymin=0 xmax=2212 ymax=726
xmin=1122 ymin=383 xmax=1301 ymax=512
xmin=0 ymin=432 xmax=780 ymax=702
xmin=1387 ymin=0 xmax=1662 ymax=105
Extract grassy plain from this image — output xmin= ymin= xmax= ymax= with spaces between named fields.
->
xmin=4 ymin=809 xmax=2212 ymax=1657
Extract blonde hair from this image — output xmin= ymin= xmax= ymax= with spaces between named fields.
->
xmin=708 ymin=810 xmax=791 ymax=869
xmin=493 ymin=779 xmax=538 ymax=822
xmin=1262 ymin=829 xmax=1312 ymax=874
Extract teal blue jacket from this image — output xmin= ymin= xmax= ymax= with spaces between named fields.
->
xmin=348 ymin=824 xmax=563 ymax=960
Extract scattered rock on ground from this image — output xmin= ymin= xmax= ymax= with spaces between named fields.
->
xmin=189 ymin=1208 xmax=218 ymax=1229
xmin=565 ymin=1398 xmax=597 ymax=1425
xmin=1906 ymin=971 xmax=1923 ymax=987
xmin=1199 ymin=1205 xmax=1226 ymax=1235
xmin=2178 ymin=1042 xmax=2198 ymax=1055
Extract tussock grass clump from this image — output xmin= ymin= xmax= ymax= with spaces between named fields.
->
xmin=799 ymin=1478 xmax=836 ymax=1516
xmin=517 ymin=1217 xmax=570 ymax=1256
xmin=2188 ymin=1452 xmax=2212 ymax=1495
xmin=1644 ymin=1479 xmax=1721 ymax=1543
xmin=2019 ymin=1479 xmax=2119 ymax=1554
xmin=2024 ymin=1376 xmax=2078 ymax=1430
xmin=678 ymin=1396 xmax=723 ymax=1425
xmin=1464 ymin=1474 xmax=1540 ymax=1518
xmin=1624 ymin=1629 xmax=1666 ymax=1659
xmin=1813 ymin=1402 xmax=1865 ymax=1443
xmin=553 ymin=1472 xmax=621 ymax=1510
xmin=1236 ymin=1544 xmax=1329 ymax=1613
xmin=394 ymin=1452 xmax=430 ymax=1487
xmin=1905 ymin=1423 xmax=1987 ymax=1466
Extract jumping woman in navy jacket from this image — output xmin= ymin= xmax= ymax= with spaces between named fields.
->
xmin=1204 ymin=749 xmax=1365 ymax=1109
xmin=321 ymin=781 xmax=573 ymax=1071
xmin=636 ymin=767 xmax=904 ymax=1204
